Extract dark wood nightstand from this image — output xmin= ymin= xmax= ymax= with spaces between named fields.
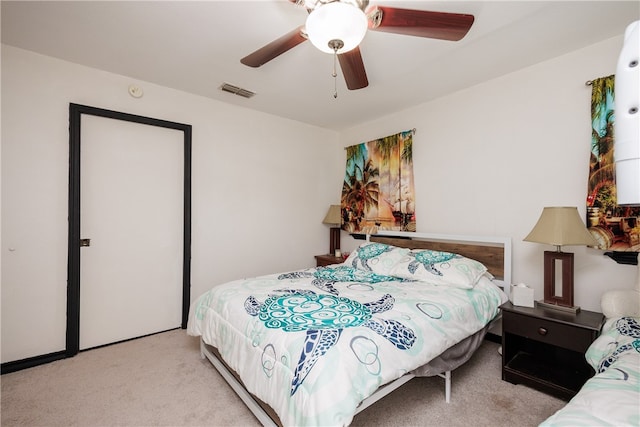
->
xmin=315 ymin=254 xmax=344 ymax=267
xmin=501 ymin=301 xmax=604 ymax=400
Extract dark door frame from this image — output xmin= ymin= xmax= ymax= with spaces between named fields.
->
xmin=67 ymin=103 xmax=192 ymax=357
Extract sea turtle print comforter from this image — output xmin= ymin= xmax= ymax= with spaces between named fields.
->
xmin=188 ymin=265 xmax=506 ymax=426
xmin=540 ymin=316 xmax=640 ymax=426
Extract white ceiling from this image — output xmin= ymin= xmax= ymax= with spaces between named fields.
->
xmin=2 ymin=1 xmax=638 ymax=131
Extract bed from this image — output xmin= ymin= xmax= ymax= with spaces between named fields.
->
xmin=539 ymin=316 xmax=640 ymax=426
xmin=187 ymin=231 xmax=511 ymax=426
xmin=540 ymin=278 xmax=640 ymax=427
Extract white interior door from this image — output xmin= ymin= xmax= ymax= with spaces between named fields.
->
xmin=80 ymin=115 xmax=183 ymax=350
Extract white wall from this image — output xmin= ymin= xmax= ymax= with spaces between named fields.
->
xmin=3 ymin=33 xmax=638 ymax=364
xmin=1 ymin=45 xmax=342 ymax=363
xmin=339 ymin=35 xmax=638 ymax=312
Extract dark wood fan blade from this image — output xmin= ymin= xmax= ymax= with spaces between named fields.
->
xmin=368 ymin=6 xmax=474 ymax=41
xmin=338 ymin=47 xmax=368 ymax=90
xmin=240 ymin=27 xmax=307 ymax=67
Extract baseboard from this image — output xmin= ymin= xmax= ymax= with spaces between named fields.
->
xmin=1 ymin=350 xmax=67 ymax=375
xmin=2 ymin=327 xmax=184 ymax=374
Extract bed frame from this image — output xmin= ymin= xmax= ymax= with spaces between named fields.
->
xmin=200 ymin=231 xmax=512 ymax=426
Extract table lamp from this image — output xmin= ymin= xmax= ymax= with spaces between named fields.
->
xmin=323 ymin=205 xmax=342 ymax=256
xmin=524 ymin=206 xmax=598 ymax=312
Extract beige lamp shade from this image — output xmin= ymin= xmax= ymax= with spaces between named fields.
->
xmin=524 ymin=206 xmax=597 ymax=249
xmin=322 ymin=205 xmax=342 ymax=226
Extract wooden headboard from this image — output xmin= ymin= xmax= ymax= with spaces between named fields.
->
xmin=369 ymin=231 xmax=512 ymax=296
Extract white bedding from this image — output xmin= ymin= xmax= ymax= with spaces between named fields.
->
xmin=540 ymin=316 xmax=640 ymax=427
xmin=188 ymin=247 xmax=506 ymax=426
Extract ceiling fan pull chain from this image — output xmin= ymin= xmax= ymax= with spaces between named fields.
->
xmin=333 ymin=50 xmax=338 ymax=98
xmin=328 ymin=39 xmax=344 ymax=99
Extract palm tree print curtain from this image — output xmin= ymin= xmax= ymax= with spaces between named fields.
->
xmin=341 ymin=130 xmax=416 ymax=234
xmin=586 ymin=75 xmax=640 ymax=251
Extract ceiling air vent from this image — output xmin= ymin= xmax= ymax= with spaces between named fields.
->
xmin=219 ymin=82 xmax=255 ymax=99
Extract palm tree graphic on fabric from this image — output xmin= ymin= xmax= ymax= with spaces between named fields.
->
xmin=244 ymin=271 xmax=416 ymax=396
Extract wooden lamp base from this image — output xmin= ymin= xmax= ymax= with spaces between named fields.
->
xmin=329 ymin=227 xmax=341 ymax=256
xmin=537 ymin=251 xmax=580 ymax=313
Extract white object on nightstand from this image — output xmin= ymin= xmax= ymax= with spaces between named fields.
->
xmin=510 ymin=283 xmax=534 ymax=308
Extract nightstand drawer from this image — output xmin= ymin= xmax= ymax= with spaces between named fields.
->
xmin=502 ymin=311 xmax=594 ymax=353
xmin=315 ymin=254 xmax=344 ymax=267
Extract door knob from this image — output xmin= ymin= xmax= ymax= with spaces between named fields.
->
xmin=80 ymin=239 xmax=91 ymax=247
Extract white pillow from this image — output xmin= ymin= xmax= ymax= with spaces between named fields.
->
xmin=389 ymin=249 xmax=488 ymax=289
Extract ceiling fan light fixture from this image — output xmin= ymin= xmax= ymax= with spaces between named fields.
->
xmin=305 ymin=2 xmax=368 ymax=54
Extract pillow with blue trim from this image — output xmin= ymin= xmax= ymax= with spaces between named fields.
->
xmin=389 ymin=249 xmax=488 ymax=288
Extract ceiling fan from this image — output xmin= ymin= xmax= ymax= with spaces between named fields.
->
xmin=240 ymin=0 xmax=475 ymax=91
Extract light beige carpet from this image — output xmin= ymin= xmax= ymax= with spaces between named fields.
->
xmin=1 ymin=330 xmax=565 ymax=426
